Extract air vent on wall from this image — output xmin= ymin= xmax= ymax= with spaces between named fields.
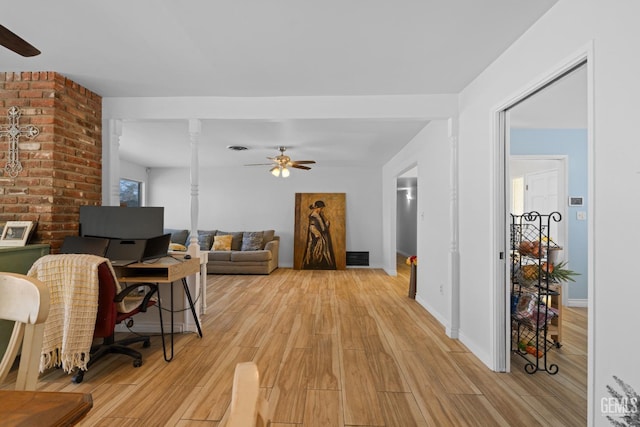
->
xmin=346 ymin=251 xmax=369 ymax=266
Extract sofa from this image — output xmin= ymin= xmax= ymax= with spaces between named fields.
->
xmin=165 ymin=228 xmax=279 ymax=275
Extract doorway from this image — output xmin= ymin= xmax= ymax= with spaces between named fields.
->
xmin=397 ymin=167 xmax=418 ymax=261
xmin=496 ymin=57 xmax=592 ymax=383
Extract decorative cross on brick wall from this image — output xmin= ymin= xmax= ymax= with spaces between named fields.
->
xmin=0 ymin=106 xmax=40 ymax=178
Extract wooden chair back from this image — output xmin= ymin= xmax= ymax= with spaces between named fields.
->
xmin=227 ymin=362 xmax=270 ymax=427
xmin=0 ymin=273 xmax=50 ymax=390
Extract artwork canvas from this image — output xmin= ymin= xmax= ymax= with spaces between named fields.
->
xmin=294 ymin=193 xmax=346 ymax=270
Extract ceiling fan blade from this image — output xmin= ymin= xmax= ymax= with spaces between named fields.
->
xmin=291 ymin=160 xmax=316 ymax=165
xmin=0 ymin=25 xmax=40 ymax=57
xmin=290 ymin=164 xmax=312 ymax=170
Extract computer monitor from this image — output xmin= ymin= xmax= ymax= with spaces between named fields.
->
xmin=79 ymin=206 xmax=164 ymax=239
xmin=142 ymin=233 xmax=171 ymax=261
xmin=60 ymin=236 xmax=110 ymax=256
xmin=104 ymin=238 xmax=147 ymax=266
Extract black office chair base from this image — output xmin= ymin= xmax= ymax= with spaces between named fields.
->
xmin=71 ymin=335 xmax=151 ymax=383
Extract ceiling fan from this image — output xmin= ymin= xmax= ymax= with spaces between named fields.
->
xmin=246 ymin=146 xmax=316 ymax=178
xmin=0 ymin=25 xmax=40 ymax=57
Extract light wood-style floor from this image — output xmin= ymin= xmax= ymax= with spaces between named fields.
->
xmin=4 ymin=259 xmax=587 ymax=426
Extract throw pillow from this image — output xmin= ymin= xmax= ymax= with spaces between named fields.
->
xmin=169 ymin=242 xmax=187 ymax=252
xmin=196 ymin=230 xmax=216 ymax=251
xmin=242 ymin=231 xmax=264 ymax=251
xmin=216 ymin=231 xmax=243 ymax=251
xmin=165 ymin=228 xmax=189 ymax=246
xmin=212 ymin=234 xmax=232 ymax=251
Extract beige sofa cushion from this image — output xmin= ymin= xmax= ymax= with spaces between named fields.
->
xmin=230 ymin=250 xmax=272 ymax=262
xmin=209 ymin=251 xmax=232 ymax=261
xmin=262 ymin=230 xmax=275 ymax=248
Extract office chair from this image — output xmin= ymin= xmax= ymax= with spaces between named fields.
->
xmin=227 ymin=362 xmax=271 ymax=427
xmin=72 ymin=259 xmax=158 ymax=383
xmin=28 ymin=254 xmax=157 ymax=384
xmin=0 ymin=273 xmax=50 ymax=390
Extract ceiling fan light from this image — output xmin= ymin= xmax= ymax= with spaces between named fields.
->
xmin=281 ymin=167 xmax=290 ymax=178
xmin=270 ymin=166 xmax=281 ymax=177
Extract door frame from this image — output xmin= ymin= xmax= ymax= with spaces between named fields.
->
xmin=492 ymin=43 xmax=595 ymax=419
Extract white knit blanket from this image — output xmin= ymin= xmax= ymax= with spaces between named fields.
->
xmin=28 ymin=254 xmax=103 ymax=373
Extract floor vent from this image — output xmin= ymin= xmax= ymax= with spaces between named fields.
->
xmin=346 ymin=251 xmax=369 ymax=266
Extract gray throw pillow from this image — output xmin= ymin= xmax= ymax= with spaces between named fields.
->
xmin=195 ymin=230 xmax=216 ymax=251
xmin=241 ymin=231 xmax=264 ymax=251
xmin=165 ymin=228 xmax=189 ymax=246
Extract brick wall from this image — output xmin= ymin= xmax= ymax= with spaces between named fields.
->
xmin=0 ymin=72 xmax=102 ymax=252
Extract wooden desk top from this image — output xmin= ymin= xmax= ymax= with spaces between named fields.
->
xmin=0 ymin=390 xmax=92 ymax=426
xmin=117 ymin=257 xmax=200 ymax=283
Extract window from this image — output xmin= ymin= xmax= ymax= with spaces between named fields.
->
xmin=120 ymin=178 xmax=142 ymax=207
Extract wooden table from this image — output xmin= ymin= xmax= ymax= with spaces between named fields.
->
xmin=0 ymin=390 xmax=92 ymax=426
xmin=117 ymin=256 xmax=200 ymax=284
xmin=117 ymin=257 xmax=203 ymax=361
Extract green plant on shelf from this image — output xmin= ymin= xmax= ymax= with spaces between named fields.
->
xmin=544 ymin=261 xmax=580 ymax=283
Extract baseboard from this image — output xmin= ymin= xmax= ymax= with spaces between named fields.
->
xmin=415 ymin=295 xmax=448 ymax=330
xmin=567 ymin=298 xmax=588 ymax=308
xmin=415 ymin=294 xmax=492 ymax=369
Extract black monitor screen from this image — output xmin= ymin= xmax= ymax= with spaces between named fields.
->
xmin=79 ymin=206 xmax=164 ymax=240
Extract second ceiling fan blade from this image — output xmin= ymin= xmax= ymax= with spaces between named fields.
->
xmin=291 ymin=160 xmax=316 ymax=165
xmin=0 ymin=25 xmax=40 ymax=57
xmin=290 ymin=164 xmax=312 ymax=170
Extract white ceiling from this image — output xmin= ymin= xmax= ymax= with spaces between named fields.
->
xmin=1 ymin=0 xmax=561 ymax=169
xmin=509 ymin=64 xmax=587 ymax=129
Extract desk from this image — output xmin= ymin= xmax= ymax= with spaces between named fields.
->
xmin=117 ymin=257 xmax=202 ymax=361
xmin=170 ymin=250 xmax=209 ymax=315
xmin=0 ymin=390 xmax=92 ymax=426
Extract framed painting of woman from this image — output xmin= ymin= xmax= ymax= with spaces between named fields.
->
xmin=294 ymin=193 xmax=346 ymax=270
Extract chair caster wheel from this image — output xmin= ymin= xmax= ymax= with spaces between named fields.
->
xmin=133 ymin=359 xmax=143 ymax=368
xmin=143 ymin=339 xmax=151 ymax=348
xmin=72 ymin=370 xmax=85 ymax=384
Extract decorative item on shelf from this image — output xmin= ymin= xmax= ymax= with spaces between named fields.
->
xmin=406 ymin=256 xmax=417 ymax=299
xmin=545 ymin=261 xmax=580 ymax=283
xmin=518 ymin=260 xmax=579 ymax=286
xmin=0 ymin=221 xmax=35 ymax=247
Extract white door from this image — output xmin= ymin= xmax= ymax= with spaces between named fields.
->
xmin=525 ymin=168 xmax=562 ymax=249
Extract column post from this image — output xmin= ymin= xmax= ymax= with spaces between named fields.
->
xmin=448 ymin=117 xmax=460 ymax=339
xmin=105 ymin=119 xmax=122 ymax=206
xmin=188 ymin=119 xmax=201 ymax=256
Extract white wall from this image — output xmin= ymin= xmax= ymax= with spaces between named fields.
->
xmin=456 ymin=0 xmax=640 ymax=423
xmin=147 ymin=165 xmax=382 ymax=268
xmin=383 ymin=120 xmax=452 ymax=329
